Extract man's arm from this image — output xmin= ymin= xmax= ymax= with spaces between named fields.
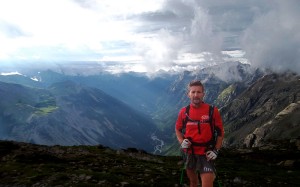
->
xmin=215 ymin=135 xmax=224 ymax=150
xmin=213 ymin=107 xmax=225 ymax=151
xmin=175 ymin=108 xmax=185 ymax=144
xmin=175 ymin=128 xmax=184 ymax=144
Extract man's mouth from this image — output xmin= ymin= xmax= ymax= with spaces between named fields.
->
xmin=193 ymin=98 xmax=200 ymax=102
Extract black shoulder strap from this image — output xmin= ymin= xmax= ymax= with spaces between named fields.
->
xmin=182 ymin=104 xmax=215 ymax=136
xmin=182 ymin=104 xmax=217 ymax=148
xmin=209 ymin=105 xmax=215 ymax=130
xmin=209 ymin=105 xmax=217 ymax=147
xmin=185 ymin=105 xmax=190 ymax=116
xmin=182 ymin=105 xmax=190 ymax=135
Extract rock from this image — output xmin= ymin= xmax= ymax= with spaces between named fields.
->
xmin=233 ymin=177 xmax=242 ymax=184
xmin=277 ymin=160 xmax=295 ymax=167
xmin=243 ymin=133 xmax=256 ymax=148
xmin=290 ymin=138 xmax=300 ymax=150
xmin=120 ymin=181 xmax=129 ymax=186
xmin=283 ymin=160 xmax=295 ymax=167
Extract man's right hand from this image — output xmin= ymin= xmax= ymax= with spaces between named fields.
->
xmin=181 ymin=139 xmax=191 ymax=148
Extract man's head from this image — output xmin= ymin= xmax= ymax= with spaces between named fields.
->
xmin=187 ymin=80 xmax=205 ymax=107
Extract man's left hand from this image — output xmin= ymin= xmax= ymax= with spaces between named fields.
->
xmin=206 ymin=149 xmax=218 ymax=161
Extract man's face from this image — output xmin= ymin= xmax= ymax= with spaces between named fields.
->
xmin=188 ymin=85 xmax=205 ymax=106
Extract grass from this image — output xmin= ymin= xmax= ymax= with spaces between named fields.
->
xmin=34 ymin=106 xmax=59 ymax=115
xmin=0 ymin=141 xmax=299 ymax=186
xmin=215 ymin=149 xmax=300 ymax=187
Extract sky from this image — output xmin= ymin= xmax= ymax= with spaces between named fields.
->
xmin=0 ymin=0 xmax=299 ymax=74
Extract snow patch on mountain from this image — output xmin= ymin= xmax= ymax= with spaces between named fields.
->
xmin=1 ymin=71 xmax=22 ymax=76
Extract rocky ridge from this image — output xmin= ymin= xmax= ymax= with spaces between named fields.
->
xmin=222 ymin=72 xmax=300 ymax=148
xmin=244 ymin=101 xmax=300 ymax=148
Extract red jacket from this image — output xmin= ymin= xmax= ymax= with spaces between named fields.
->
xmin=176 ymin=103 xmax=224 ymax=155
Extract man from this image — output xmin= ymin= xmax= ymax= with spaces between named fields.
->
xmin=175 ymin=80 xmax=224 ymax=187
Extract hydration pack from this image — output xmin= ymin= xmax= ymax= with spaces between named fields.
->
xmin=182 ymin=104 xmax=217 ymax=150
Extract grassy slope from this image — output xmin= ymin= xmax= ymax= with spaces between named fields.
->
xmin=0 ymin=140 xmax=299 ymax=186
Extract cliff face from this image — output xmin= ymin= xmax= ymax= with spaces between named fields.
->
xmin=244 ymin=101 xmax=300 ymax=148
xmin=221 ymin=73 xmax=300 ymax=148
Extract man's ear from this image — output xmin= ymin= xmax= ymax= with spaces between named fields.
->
xmin=187 ymin=92 xmax=192 ymax=100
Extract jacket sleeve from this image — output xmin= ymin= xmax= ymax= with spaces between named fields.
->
xmin=175 ymin=108 xmax=185 ymax=131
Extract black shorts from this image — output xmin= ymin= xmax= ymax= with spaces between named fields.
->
xmin=184 ymin=154 xmax=216 ymax=174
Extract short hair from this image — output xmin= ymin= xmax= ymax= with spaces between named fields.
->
xmin=187 ymin=80 xmax=204 ymax=91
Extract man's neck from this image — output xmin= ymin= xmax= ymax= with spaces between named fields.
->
xmin=191 ymin=103 xmax=201 ymax=108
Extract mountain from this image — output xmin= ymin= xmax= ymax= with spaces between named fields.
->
xmin=157 ymin=62 xmax=263 ymax=154
xmin=1 ymin=61 xmax=299 ymax=154
xmin=0 ymin=61 xmax=256 ymax=116
xmin=0 ymin=81 xmax=157 ymax=152
xmin=222 ymin=72 xmax=300 ymax=148
xmin=161 ymin=64 xmax=300 ymax=155
xmin=0 ymin=70 xmax=176 ymax=114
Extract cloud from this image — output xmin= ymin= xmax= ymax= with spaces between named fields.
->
xmin=134 ymin=29 xmax=182 ymax=73
xmin=0 ymin=0 xmax=299 ymax=75
xmin=188 ymin=6 xmax=223 ymax=54
xmin=0 ymin=0 xmax=102 ymax=60
xmin=0 ymin=20 xmax=26 ymax=38
xmin=241 ymin=0 xmax=300 ymax=74
xmin=131 ymin=0 xmax=225 ymax=73
xmin=0 ymin=0 xmax=165 ymax=63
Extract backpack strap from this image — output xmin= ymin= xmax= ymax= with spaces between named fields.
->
xmin=209 ymin=105 xmax=215 ymax=139
xmin=181 ymin=105 xmax=190 ymax=135
xmin=207 ymin=105 xmax=216 ymax=149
